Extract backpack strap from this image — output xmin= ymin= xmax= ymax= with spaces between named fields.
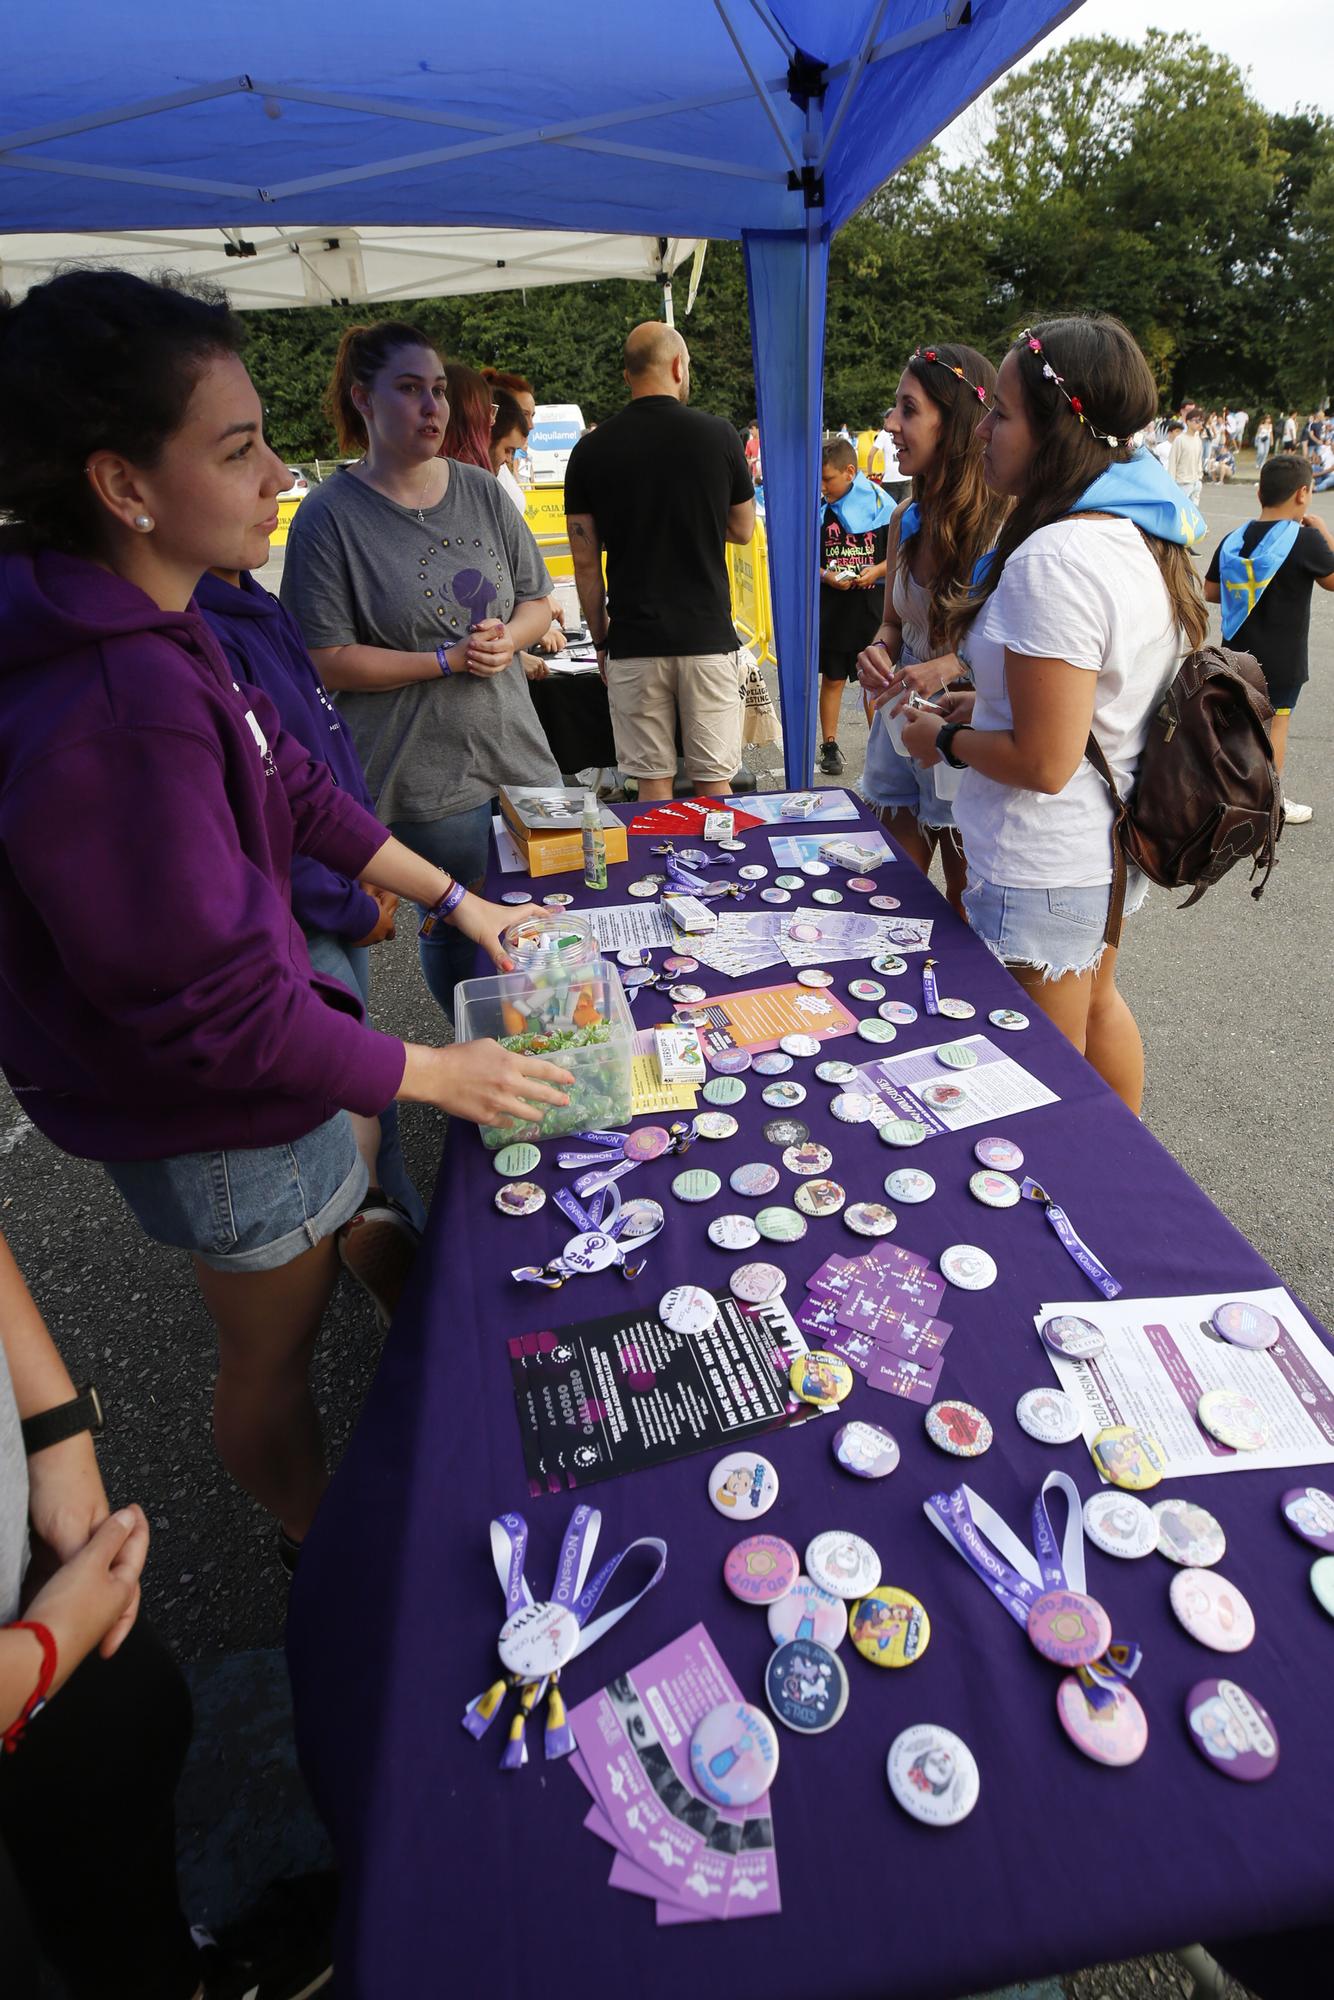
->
xmin=1082 ymin=732 xmax=1128 ymax=949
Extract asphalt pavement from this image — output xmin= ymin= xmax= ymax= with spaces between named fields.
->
xmin=2 ymin=476 xmax=1324 ymax=1987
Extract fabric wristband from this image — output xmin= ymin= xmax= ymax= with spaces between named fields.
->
xmin=418 ymin=876 xmax=468 ymax=941
xmin=2 ymin=1621 xmax=58 ymax=1754
xmin=436 ymin=644 xmax=454 ymax=677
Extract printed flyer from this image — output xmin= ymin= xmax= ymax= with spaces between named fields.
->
xmin=853 ymin=1033 xmax=1059 ymax=1136
xmin=1042 ymin=1286 xmax=1334 ymax=1478
xmin=691 ymin=980 xmax=858 ymax=1057
xmin=509 ymin=1291 xmax=817 ymax=1495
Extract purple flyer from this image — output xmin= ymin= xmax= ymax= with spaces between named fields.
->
xmin=807 ymin=1240 xmax=930 ymax=1303
xmin=567 ymin=1624 xmax=781 ymax=1922
xmin=822 ymin=1324 xmax=944 ymax=1403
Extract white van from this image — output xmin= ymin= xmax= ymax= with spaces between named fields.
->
xmin=526 ymin=403 xmax=586 ymax=484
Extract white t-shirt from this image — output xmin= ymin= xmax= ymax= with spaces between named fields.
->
xmin=873 ymin=429 xmax=901 ymax=480
xmin=955 ymin=518 xmax=1181 ymax=889
xmin=497 ymin=460 xmax=527 ymax=515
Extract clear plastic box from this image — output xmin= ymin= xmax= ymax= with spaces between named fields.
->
xmin=453 ymin=923 xmax=635 ymax=1149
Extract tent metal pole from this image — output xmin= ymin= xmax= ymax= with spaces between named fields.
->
xmin=815 ymin=0 xmax=893 ymax=174
xmin=712 ymin=0 xmax=802 ymax=175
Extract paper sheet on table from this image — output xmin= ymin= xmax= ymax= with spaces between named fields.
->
xmin=686 ymin=907 xmax=933 ymax=979
xmin=491 ymin=814 xmax=527 ymax=875
xmin=853 ymin=1034 xmax=1058 ymax=1136
xmin=726 ymin=789 xmax=859 ymax=823
xmin=1041 ymin=1286 xmax=1334 ymax=1478
xmin=630 ymin=1045 xmax=697 ymax=1114
xmin=768 ymin=831 xmax=894 ymax=869
xmin=583 ymin=903 xmax=679 ymax=953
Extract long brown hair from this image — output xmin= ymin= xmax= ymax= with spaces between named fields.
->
xmin=441 ymin=362 xmax=494 ymax=471
xmin=324 ymin=320 xmax=438 ymax=455
xmin=898 ymin=342 xmax=1009 ymax=651
xmin=941 ymin=315 xmax=1206 ymax=652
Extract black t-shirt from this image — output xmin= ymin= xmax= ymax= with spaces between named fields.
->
xmin=819 ymin=506 xmax=890 ymax=656
xmin=1206 ymin=520 xmax=1334 ymax=696
xmin=563 ymin=398 xmax=752 ymax=658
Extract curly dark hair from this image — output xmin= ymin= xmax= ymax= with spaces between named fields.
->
xmin=0 ymin=268 xmax=246 ymax=555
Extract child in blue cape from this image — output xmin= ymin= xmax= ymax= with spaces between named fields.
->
xmin=816 ymin=439 xmax=891 ymax=775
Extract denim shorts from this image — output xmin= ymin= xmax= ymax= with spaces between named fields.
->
xmin=859 ymin=694 xmax=956 ymax=829
xmin=963 ymin=870 xmax=1148 ymax=981
xmin=103 ymin=1115 xmax=367 ymax=1274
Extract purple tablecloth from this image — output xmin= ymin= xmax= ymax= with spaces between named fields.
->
xmin=289 ymin=802 xmax=1334 ymax=1999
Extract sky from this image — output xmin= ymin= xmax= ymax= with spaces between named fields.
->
xmin=937 ymin=0 xmax=1332 ymax=156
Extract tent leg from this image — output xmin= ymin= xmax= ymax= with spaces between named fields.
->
xmin=742 ymin=224 xmax=830 ymax=790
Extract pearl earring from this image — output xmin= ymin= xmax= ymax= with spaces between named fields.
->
xmin=133 ymin=514 xmax=155 ymax=532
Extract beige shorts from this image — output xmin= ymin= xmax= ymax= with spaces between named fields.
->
xmin=607 ymin=651 xmax=743 ymax=784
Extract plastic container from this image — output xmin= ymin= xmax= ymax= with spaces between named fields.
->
xmin=453 ymin=913 xmax=634 ymax=1148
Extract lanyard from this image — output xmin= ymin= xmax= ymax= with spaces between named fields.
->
xmin=512 ymin=1175 xmax=666 ymax=1288
xmin=464 ymin=1507 xmax=667 ymax=1767
xmin=1020 ymin=1179 xmax=1122 ymax=1299
xmin=921 ymin=957 xmax=940 ymax=1015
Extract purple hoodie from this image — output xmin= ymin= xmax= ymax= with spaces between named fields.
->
xmin=195 ymin=569 xmax=379 ymax=944
xmin=0 ymin=551 xmax=406 ymax=1161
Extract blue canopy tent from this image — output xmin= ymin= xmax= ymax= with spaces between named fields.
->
xmin=1 ymin=1 xmax=1079 ymax=784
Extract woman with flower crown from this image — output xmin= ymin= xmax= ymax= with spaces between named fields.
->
xmin=894 ymin=316 xmax=1207 ymax=1113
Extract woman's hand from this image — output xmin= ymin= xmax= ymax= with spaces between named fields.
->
xmin=354 ymin=885 xmax=398 ymax=946
xmin=899 ymin=707 xmax=945 ymax=765
xmin=874 ymin=651 xmax=969 ymax=714
xmin=26 ymin=1505 xmax=149 ymax=1676
xmin=464 ymin=620 xmax=516 ymax=678
xmin=532 ymin=622 xmax=567 ymax=656
xmin=25 ymin=1432 xmax=108 ymax=1569
xmin=821 ymin=569 xmax=854 ymax=591
xmin=402 ymin=1042 xmax=574 ymax=1129
xmin=449 ymin=894 xmax=543 ymax=971
xmin=521 ymin=652 xmax=551 ymax=682
xmin=855 ymin=639 xmax=896 ymax=696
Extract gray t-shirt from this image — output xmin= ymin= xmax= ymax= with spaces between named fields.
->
xmin=0 ymin=1346 xmax=30 ymax=1624
xmin=280 ymin=462 xmax=560 ymax=823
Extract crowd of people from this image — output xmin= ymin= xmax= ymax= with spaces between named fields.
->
xmin=0 ymin=268 xmax=1329 ymax=1995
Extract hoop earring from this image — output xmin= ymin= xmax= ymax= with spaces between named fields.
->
xmin=132 ymin=514 xmax=155 ymax=532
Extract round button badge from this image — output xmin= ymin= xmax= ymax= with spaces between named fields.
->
xmin=497 ymin=1599 xmax=581 ymax=1680
xmin=845 ymin=1202 xmax=897 ymax=1237
xmin=660 ymin=1285 xmax=719 ymax=1335
xmin=760 ymin=887 xmax=791 ymax=904
xmin=940 ymin=1244 xmax=999 ymax=1290
xmin=797 ymin=968 xmax=835 ymax=988
xmin=869 ymin=894 xmax=901 ymax=911
xmin=1016 ymin=1388 xmax=1084 ymax=1444
xmin=879 ymin=1001 xmax=918 ymax=1026
xmin=848 ymin=978 xmax=885 ymax=1003
xmin=1185 ymin=1678 xmax=1279 ymax=1781
xmin=790 ymin=1352 xmax=854 ymax=1408
xmin=765 ymin=1639 xmax=849 ymax=1735
xmin=925 ymin=1400 xmax=993 ymax=1457
xmin=689 ymin=1701 xmax=780 ymax=1807
xmin=730 ymin=1161 xmax=781 ymax=1198
xmin=936 ymin=1041 xmax=979 ymax=1070
xmin=830 ymin=1091 xmax=881 ymax=1124
xmin=973 ymin=1135 xmax=1024 ymax=1172
xmin=764 ymin=1117 xmax=810 ymax=1148
xmin=738 ymin=863 xmax=768 ymax=881
xmin=708 ymin=1212 xmax=761 ymax=1251
xmin=970 ymin=1170 xmax=1020 ymax=1210
xmin=767 ymin=1575 xmax=849 ymax=1649
xmin=730 ymin=1261 xmax=786 ymax=1305
xmin=500 ymin=889 xmax=534 ymax=905
xmin=1153 ymin=1498 xmax=1226 ymax=1567
xmin=887 ymin=1724 xmax=979 ymax=1826
xmin=1170 ymin=1568 xmax=1255 ymax=1652
xmin=663 ymin=954 xmax=700 ymax=975
xmin=937 ymin=998 xmax=976 ymax=1020
xmin=1090 ymin=1425 xmax=1167 ymax=1490
xmin=756 ymin=1205 xmax=807 ymax=1243
xmin=709 ymin=1047 xmax=752 ymax=1074
xmin=541 ymin=892 xmax=574 ymax=908
xmin=775 ymin=874 xmax=805 ymax=891
xmin=1210 ymin=1300 xmax=1282 ymax=1350
xmin=833 ymin=1420 xmax=899 ymax=1479
xmin=724 ymin=1534 xmax=799 ymax=1605
xmin=779 ymin=1033 xmax=822 ymax=1059
xmin=1026 ymin=1588 xmax=1112 ymax=1668
xmin=1310 ymin=1555 xmax=1334 ymax=1620
xmin=794 ymin=1179 xmax=846 ymax=1218
xmin=849 ymin=1585 xmax=929 ymax=1666
xmin=858 ymin=1018 xmax=898 ymax=1045
xmin=811 ymin=888 xmax=843 ymax=907
xmin=870 ymin=953 xmax=908 ymax=976
xmin=1197 ymin=1389 xmax=1272 ymax=1451
xmin=627 ymin=879 xmax=659 ymax=898
xmin=815 ymin=1059 xmax=859 ymax=1084
xmin=562 ymin=1230 xmax=622 ymax=1275
xmin=671 ymin=1168 xmax=722 ymax=1204
xmin=1082 ymin=1491 xmax=1160 ymax=1559
xmin=807 ymin=1530 xmax=882 ymax=1601
xmin=988 ymin=1007 xmax=1030 ymax=1031
xmin=1279 ymin=1485 xmax=1334 ymax=1550
xmin=847 ymin=876 xmax=879 ymax=893
xmin=1056 ymin=1675 xmax=1148 ymax=1767
xmin=709 ymin=1450 xmax=779 ymax=1519
xmin=694 ymin=1111 xmax=739 ymax=1140
xmin=494 ymin=1141 xmax=542 ymax=1178
xmin=762 ymin=1080 xmax=808 ymax=1108
xmin=782 ymin=1142 xmax=833 ymax=1176
xmin=618 ymin=1198 xmax=665 ymax=1240
xmin=886 ymin=1167 xmax=936 ymax=1204
xmin=495 ymin=1180 xmax=546 ymax=1217
xmin=878 ymin=1118 xmax=929 ymax=1148
xmin=1040 ymin=1314 xmax=1107 ymax=1360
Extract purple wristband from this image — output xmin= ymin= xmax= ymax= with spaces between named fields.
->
xmin=436 ymin=644 xmax=454 ymax=677
xmin=418 ymin=876 xmax=468 ymax=940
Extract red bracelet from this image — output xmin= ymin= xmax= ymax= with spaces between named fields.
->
xmin=2 ymin=1620 xmax=58 ymax=1754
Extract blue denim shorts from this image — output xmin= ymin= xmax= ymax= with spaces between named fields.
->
xmin=963 ymin=870 xmax=1148 ymax=981
xmin=103 ymin=1115 xmax=367 ymax=1273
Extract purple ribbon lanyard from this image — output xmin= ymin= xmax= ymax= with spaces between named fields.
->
xmin=1020 ymin=1179 xmax=1122 ymax=1299
xmin=513 ymin=1178 xmax=663 ymax=1287
xmin=463 ymin=1513 xmax=537 ymax=1741
xmin=921 ymin=957 xmax=940 ymax=1015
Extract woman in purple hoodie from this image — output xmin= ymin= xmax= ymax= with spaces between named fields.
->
xmin=0 ymin=270 xmax=572 ymax=1562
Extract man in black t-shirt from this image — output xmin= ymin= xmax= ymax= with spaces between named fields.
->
xmin=1205 ymin=452 xmax=1334 ymax=824
xmin=817 ymin=438 xmax=890 ymax=775
xmin=563 ymin=324 xmax=755 ymax=800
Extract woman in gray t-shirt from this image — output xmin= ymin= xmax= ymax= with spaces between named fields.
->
xmin=281 ymin=322 xmax=560 ymax=1005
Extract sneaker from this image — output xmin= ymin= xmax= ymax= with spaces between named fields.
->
xmin=1282 ymin=798 xmax=1313 ymax=824
xmin=819 ymin=739 xmax=845 ymax=775
xmin=337 ymin=1200 xmax=420 ymax=1327
xmin=197 ymin=1872 xmax=336 ymax=2000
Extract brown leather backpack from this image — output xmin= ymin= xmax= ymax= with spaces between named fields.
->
xmin=1088 ymin=644 xmax=1282 ymax=946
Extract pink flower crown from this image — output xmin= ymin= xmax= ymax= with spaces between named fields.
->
xmin=1018 ymin=329 xmax=1131 ymax=448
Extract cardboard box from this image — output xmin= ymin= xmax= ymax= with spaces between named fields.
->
xmin=655 ymin=1026 xmax=707 ymax=1086
xmin=500 ymin=787 xmax=628 ymax=878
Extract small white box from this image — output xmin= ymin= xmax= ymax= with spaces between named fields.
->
xmin=778 ymin=791 xmax=822 ymax=819
xmin=663 ymin=893 xmax=718 ymax=934
xmin=655 ymin=1026 xmax=707 ymax=1085
xmin=820 ymin=837 xmax=883 ymax=873
xmin=703 ymin=810 xmax=735 ymax=842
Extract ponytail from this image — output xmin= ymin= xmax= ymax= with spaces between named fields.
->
xmin=325 ymin=320 xmax=438 ymax=455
